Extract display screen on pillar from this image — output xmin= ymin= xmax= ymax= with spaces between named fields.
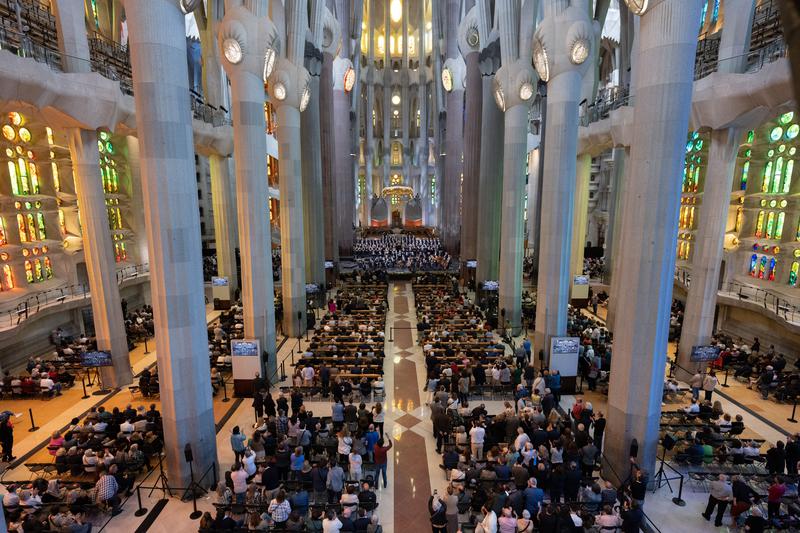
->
xmin=465 ymin=260 xmax=477 ymax=268
xmin=231 ymin=339 xmax=261 ymax=397
xmin=324 ymin=261 xmax=335 ymax=269
xmin=690 ymin=345 xmax=721 ymax=363
xmin=483 ymin=280 xmax=499 ymax=291
xmin=81 ymin=351 xmax=113 ymax=367
xmin=550 ymin=337 xmax=580 ymax=394
xmin=211 ymin=277 xmax=229 ymax=287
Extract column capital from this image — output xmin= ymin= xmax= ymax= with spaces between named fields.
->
xmin=494 ymin=60 xmax=536 ymax=111
xmin=479 ymin=39 xmax=502 ymax=76
xmin=442 ymin=55 xmax=467 ymax=93
xmin=269 ymin=58 xmax=312 ymax=111
xmin=534 ymin=2 xmax=598 ymax=83
xmin=218 ymin=3 xmax=279 ymax=79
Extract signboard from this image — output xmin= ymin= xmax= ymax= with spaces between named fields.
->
xmin=231 ymin=338 xmax=262 ymax=390
xmin=549 ymin=337 xmax=580 ymax=377
xmin=483 ymin=280 xmax=499 ymax=291
xmin=82 ymin=351 xmax=113 ymax=367
xmin=212 ymin=276 xmax=231 ymax=304
xmin=690 ymin=345 xmax=721 ymax=363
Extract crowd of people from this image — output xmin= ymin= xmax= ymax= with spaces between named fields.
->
xmin=205 ymin=394 xmax=390 ymax=532
xmin=582 ymin=258 xmax=605 ymax=280
xmin=2 ymin=403 xmax=165 ymax=532
xmin=353 ymin=235 xmax=452 ymax=272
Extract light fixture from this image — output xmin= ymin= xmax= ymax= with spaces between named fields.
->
xmin=466 ymin=27 xmax=479 ymax=48
xmin=570 ymin=38 xmax=590 ymax=65
xmin=273 ymin=82 xmax=287 ymax=101
xmin=222 ymin=37 xmax=243 ymax=64
xmin=493 ymin=80 xmax=505 ymax=112
xmin=623 ymin=0 xmax=648 ymax=15
xmin=390 ymin=0 xmax=402 ymax=23
xmin=300 ymin=85 xmax=311 ymax=112
xmin=519 ymin=82 xmax=534 ymax=101
xmin=263 ymin=48 xmax=276 ymax=82
xmin=344 ymin=67 xmax=356 ymax=92
xmin=533 ymin=39 xmax=549 ymax=82
xmin=442 ymin=67 xmax=453 ymax=92
xmin=391 ymin=93 xmax=401 ymax=106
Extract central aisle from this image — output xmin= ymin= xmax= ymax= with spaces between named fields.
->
xmin=386 ymin=281 xmax=435 ymax=531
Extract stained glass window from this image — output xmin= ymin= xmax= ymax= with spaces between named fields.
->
xmin=741 ymin=160 xmax=750 ymax=191
xmin=16 ymin=204 xmax=46 ymax=242
xmin=750 ymin=254 xmax=758 ymax=276
xmin=711 ymin=0 xmax=720 ymax=22
xmin=776 ymin=212 xmax=786 ymax=239
xmin=0 ymin=217 xmax=5 ymax=246
xmin=735 ymin=207 xmax=743 ymax=233
xmin=759 ymin=256 xmax=767 ymax=279
xmin=755 ymin=211 xmax=765 ymax=237
xmin=3 ymin=113 xmax=39 ymax=195
xmin=791 ymin=262 xmax=799 ymax=286
xmin=1 ymin=264 xmax=13 ymax=290
xmin=24 ymin=260 xmax=32 ymax=283
xmin=766 ymin=212 xmax=776 ymax=238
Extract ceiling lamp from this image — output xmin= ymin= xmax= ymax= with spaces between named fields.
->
xmin=442 ymin=66 xmax=453 ymax=92
xmin=532 ymin=39 xmax=549 ymax=82
xmin=623 ymin=0 xmax=648 ymax=15
xmin=344 ymin=67 xmax=356 ymax=93
xmin=466 ymin=27 xmax=479 ymax=48
xmin=519 ymin=82 xmax=534 ymax=101
xmin=300 ymin=85 xmax=311 ymax=112
xmin=390 ymin=0 xmax=402 ymax=23
xmin=391 ymin=93 xmax=401 ymax=106
xmin=493 ymin=79 xmax=505 ymax=112
xmin=570 ymin=38 xmax=590 ymax=65
xmin=222 ymin=37 xmax=243 ymax=64
xmin=263 ymin=48 xmax=276 ymax=82
xmin=273 ymin=82 xmax=287 ymax=101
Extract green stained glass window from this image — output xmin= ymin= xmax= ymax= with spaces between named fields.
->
xmin=773 ymin=157 xmax=785 ymax=193
xmin=36 ymin=212 xmax=45 ymax=239
xmin=766 ymin=211 xmax=776 ymax=238
xmin=791 ymin=262 xmax=799 ymax=286
xmin=741 ymin=161 xmax=749 ymax=191
xmin=785 ymin=160 xmax=795 ymax=193
xmin=747 ymin=130 xmax=755 ymax=144
xmin=763 ymin=161 xmax=773 ymax=192
xmin=756 ymin=211 xmax=765 ymax=237
xmin=781 ymin=112 xmax=794 ymax=125
xmin=771 ymin=127 xmax=784 ymax=142
xmin=788 ymin=124 xmax=800 ymax=140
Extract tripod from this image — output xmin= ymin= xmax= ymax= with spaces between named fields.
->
xmin=148 ymin=454 xmax=173 ymax=499
xmin=652 ymin=451 xmax=673 ymax=493
xmin=182 ymin=458 xmax=207 ymax=519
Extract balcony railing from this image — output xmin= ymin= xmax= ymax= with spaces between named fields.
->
xmin=579 ymin=85 xmax=633 ymax=127
xmin=694 ymin=36 xmax=787 ymax=81
xmin=0 ymin=263 xmax=149 ymax=331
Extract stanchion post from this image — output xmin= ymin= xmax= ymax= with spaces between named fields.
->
xmin=28 ymin=408 xmax=38 ymax=432
xmin=143 ymin=336 xmax=151 ymax=355
xmin=80 ymin=377 xmax=89 ymax=399
xmin=388 ymin=327 xmax=393 ymax=343
xmin=134 ymin=486 xmax=148 ymax=516
xmin=221 ymin=379 xmax=230 ymax=403
xmin=789 ymin=396 xmax=798 ymax=423
xmin=721 ymin=368 xmax=730 ymax=388
xmin=672 ymin=474 xmax=686 ymax=506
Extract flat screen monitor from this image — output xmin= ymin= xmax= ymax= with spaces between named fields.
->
xmin=465 ymin=260 xmax=477 ymax=268
xmin=231 ymin=339 xmax=260 ymax=357
xmin=690 ymin=345 xmax=721 ymax=362
xmin=82 ymin=351 xmax=113 ymax=367
xmin=211 ymin=276 xmax=229 ymax=287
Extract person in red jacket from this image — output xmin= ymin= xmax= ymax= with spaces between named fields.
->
xmin=373 ymin=437 xmax=392 ymax=488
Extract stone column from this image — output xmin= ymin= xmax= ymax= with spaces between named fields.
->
xmin=603 ymin=147 xmax=626 ymax=289
xmin=604 ymin=0 xmax=703 ymax=482
xmin=717 ymin=0 xmax=757 ymax=75
xmin=321 ymin=52 xmax=340 ymax=262
xmin=571 ymin=153 xmax=592 ymax=279
xmin=532 ymin=0 xmax=594 ymax=359
xmin=442 ymin=85 xmax=465 ymax=254
xmin=475 ymin=44 xmax=504 ymax=284
xmin=209 ymin=155 xmax=238 ymax=290
xmin=332 ymin=56 xmax=354 ymax=254
xmin=125 ymin=137 xmax=150 ymax=266
xmin=677 ymin=128 xmax=740 ymax=375
xmin=301 ymin=57 xmax=326 ymax=291
xmin=68 ymin=128 xmax=133 ymax=387
xmin=51 ymin=0 xmax=91 ymax=73
xmin=460 ymin=50 xmax=482 ymax=261
xmin=526 ymin=147 xmax=541 ymax=254
xmin=123 ymin=0 xmax=217 ymax=489
xmin=219 ymin=4 xmax=279 ymax=376
xmin=271 ymin=55 xmax=310 ymax=337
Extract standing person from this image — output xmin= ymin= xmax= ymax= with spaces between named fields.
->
xmin=591 ymin=294 xmax=599 ymax=315
xmin=326 ymin=459 xmax=345 ymax=504
xmin=592 ymin=412 xmax=607 ymax=450
xmin=230 ymin=426 xmax=246 ymax=463
xmin=702 ymin=474 xmax=733 ymax=527
xmin=373 ymin=437 xmax=392 ymax=488
xmin=252 ymin=391 xmax=264 ymax=423
xmin=703 ymin=371 xmax=718 ymax=402
xmin=689 ymin=371 xmax=703 ymax=401
xmin=767 ymin=476 xmax=786 ymax=521
xmin=786 ymin=434 xmax=800 ymax=475
xmin=348 ymin=450 xmax=363 ymax=481
xmin=428 ymin=492 xmax=448 ymax=533
xmin=323 ymin=509 xmax=343 ymax=533
xmin=264 ymin=392 xmax=276 ymax=418
xmin=469 ymin=421 xmax=486 ymax=461
xmin=230 ymin=463 xmax=248 ymax=504
xmin=372 ymin=403 xmax=385 ymax=437
xmin=0 ymin=413 xmax=15 ymax=462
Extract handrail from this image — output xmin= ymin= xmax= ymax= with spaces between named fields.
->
xmin=598 ymin=453 xmax=664 ymax=533
xmin=0 ymin=263 xmax=150 ymax=331
xmin=694 ymin=37 xmax=787 ymax=81
xmin=579 ymin=85 xmax=633 ymax=126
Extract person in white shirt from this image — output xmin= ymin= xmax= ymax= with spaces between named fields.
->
xmin=301 ymin=365 xmax=315 ymax=386
xmin=230 ymin=464 xmax=248 ymax=504
xmin=322 ymin=510 xmax=343 ymax=533
xmin=119 ymin=420 xmax=134 ymax=434
xmin=39 ymin=376 xmax=61 ymax=395
xmin=470 ymin=423 xmax=486 ymax=460
xmin=514 ymin=427 xmax=530 ymax=452
xmin=476 ymin=506 xmax=498 ymax=533
xmin=684 ymin=399 xmax=700 ymax=414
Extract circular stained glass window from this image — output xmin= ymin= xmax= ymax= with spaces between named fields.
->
xmin=26 ymin=151 xmax=33 ymax=159
xmin=98 ymin=140 xmax=104 ymax=153
xmin=745 ymin=149 xmax=752 ymax=157
xmin=787 ymin=124 xmax=800 ymax=140
xmin=34 ymin=201 xmax=41 ymax=208
xmin=32 ymin=247 xmax=39 ymax=255
xmin=18 ymin=128 xmax=31 ymax=143
xmin=106 ymin=142 xmax=113 ymax=154
xmin=761 ymin=199 xmax=767 ymax=207
xmin=781 ymin=200 xmax=788 ymax=208
xmin=686 ymin=141 xmax=692 ymax=153
xmin=774 ymin=246 xmax=781 ymax=254
xmin=15 ymin=146 xmax=22 ymax=154
xmin=0 ymin=252 xmax=7 ymax=261
xmin=771 ymin=127 xmax=784 ymax=142
xmin=695 ymin=139 xmax=703 ymax=151
xmin=4 ymin=148 xmax=12 ymax=157
xmin=770 ymin=199 xmax=777 ymax=208
xmin=791 ymin=147 xmax=797 ymax=156
xmin=13 ymin=201 xmax=20 ymax=209
xmin=795 ymin=249 xmax=800 ymax=258
xmin=8 ymin=112 xmax=21 ymax=126
xmin=41 ymin=245 xmax=47 ymax=253
xmin=780 ymin=144 xmax=787 ymax=153
xmin=99 ymin=131 xmax=109 ymax=141
xmin=21 ymin=248 xmax=29 ymax=257
xmin=781 ymin=112 xmax=795 ymax=125
xmin=769 ymin=149 xmax=775 ymax=157
xmin=24 ymin=201 xmax=31 ymax=209
xmin=2 ymin=125 xmax=15 ymax=141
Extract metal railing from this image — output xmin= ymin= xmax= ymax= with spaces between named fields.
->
xmin=673 ymin=266 xmax=691 ymax=289
xmin=694 ymin=37 xmax=788 ymax=81
xmin=579 ymin=85 xmax=633 ymax=126
xmin=718 ymin=278 xmax=800 ymax=325
xmin=0 ymin=263 xmax=149 ymax=331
